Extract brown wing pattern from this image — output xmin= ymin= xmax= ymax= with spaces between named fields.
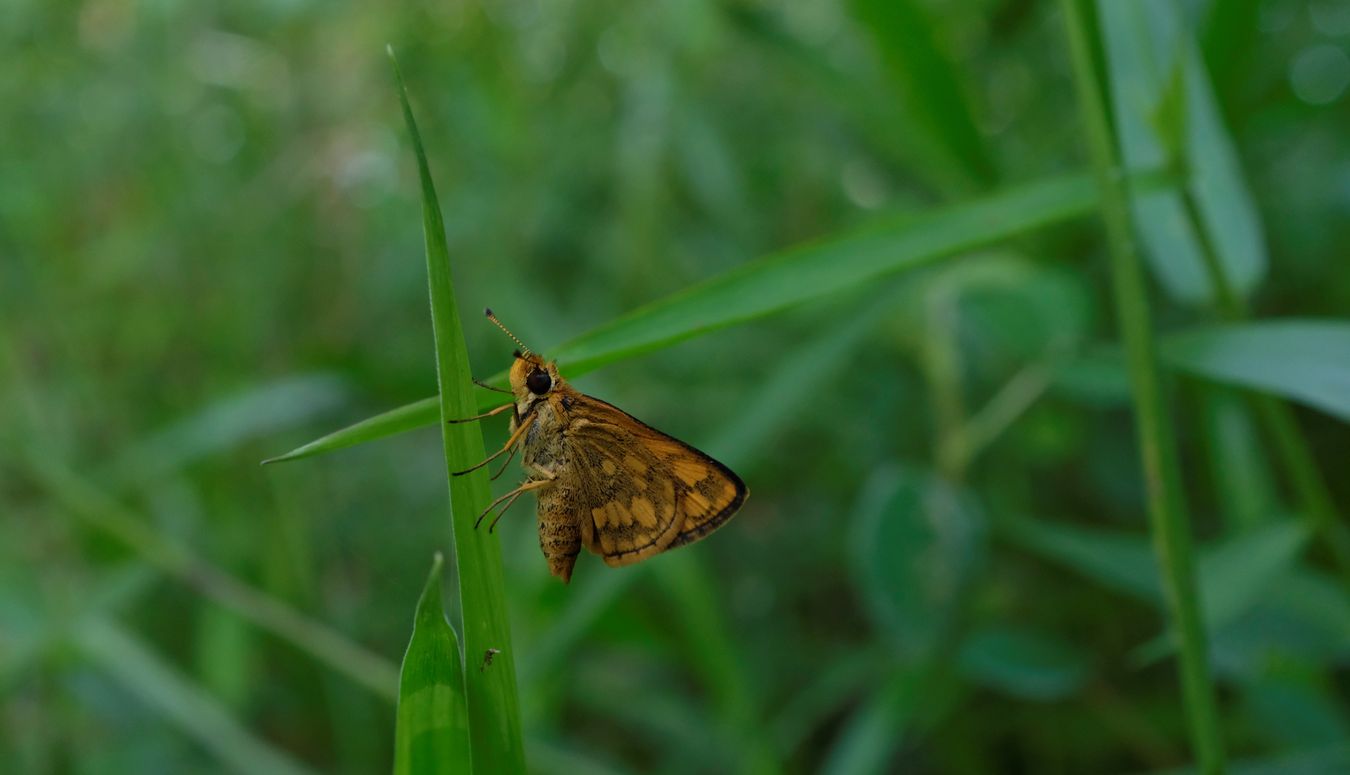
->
xmin=564 ymin=395 xmax=747 ymax=567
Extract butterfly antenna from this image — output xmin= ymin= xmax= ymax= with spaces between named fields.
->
xmin=484 ymin=308 xmax=533 ymax=358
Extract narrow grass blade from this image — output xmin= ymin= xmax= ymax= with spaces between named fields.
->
xmin=1163 ymin=320 xmax=1350 ymax=424
xmin=22 ymin=450 xmax=399 ymax=701
xmin=1059 ymin=1 xmax=1224 ymax=770
xmin=1098 ymin=0 xmax=1267 ymax=304
xmin=849 ymin=0 xmax=996 ymax=186
xmin=652 ymin=552 xmax=781 ymax=775
xmin=821 ymin=664 xmax=963 ymax=775
xmin=395 ymin=553 xmax=471 ymax=775
xmin=262 ymin=396 xmax=439 ymax=465
xmin=390 ymin=47 xmax=525 ymax=773
xmin=267 ymin=170 xmax=1167 ymax=464
xmin=75 ymin=618 xmax=313 ymax=775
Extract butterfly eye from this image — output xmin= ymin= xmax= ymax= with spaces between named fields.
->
xmin=526 ymin=369 xmax=552 ymax=395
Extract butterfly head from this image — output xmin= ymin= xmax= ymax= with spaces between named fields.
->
xmin=486 ymin=308 xmax=563 ymax=408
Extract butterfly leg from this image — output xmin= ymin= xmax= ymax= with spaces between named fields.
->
xmin=473 ymin=378 xmax=513 ymax=395
xmin=474 ymin=476 xmax=553 ymax=530
xmin=452 ymin=413 xmax=536 ymax=476
xmin=446 ymin=402 xmax=513 ymax=424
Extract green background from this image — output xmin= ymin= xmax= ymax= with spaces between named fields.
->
xmin=4 ymin=0 xmax=1350 ymax=772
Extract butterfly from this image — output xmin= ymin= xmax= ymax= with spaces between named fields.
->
xmin=450 ymin=309 xmax=747 ymax=583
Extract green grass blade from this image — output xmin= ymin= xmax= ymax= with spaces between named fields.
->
xmin=395 ymin=553 xmax=471 ymax=775
xmin=261 ymin=396 xmax=440 ymax=465
xmin=1097 ymin=0 xmax=1267 ymax=305
xmin=1059 ymin=1 xmax=1224 ymax=771
xmin=266 ymin=170 xmax=1167 ymax=464
xmin=75 ymin=618 xmax=313 ymax=775
xmin=22 ymin=450 xmax=399 ymax=701
xmin=849 ymin=0 xmax=996 ymax=187
xmin=1163 ymin=320 xmax=1350 ymax=424
xmin=389 ymin=47 xmax=525 ymax=774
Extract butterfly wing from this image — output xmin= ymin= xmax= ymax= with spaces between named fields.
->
xmin=564 ymin=394 xmax=748 ymax=568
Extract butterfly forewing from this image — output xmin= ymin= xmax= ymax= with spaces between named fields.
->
xmin=564 ymin=395 xmax=747 ymax=567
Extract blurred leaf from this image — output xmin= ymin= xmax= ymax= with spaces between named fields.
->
xmin=1133 ymin=520 xmax=1311 ymax=667
xmin=1243 ymin=675 xmax=1350 ymax=749
xmin=1148 ymin=744 xmax=1350 ymax=775
xmin=117 ymin=374 xmax=349 ymax=481
xmin=1052 ymin=345 xmax=1133 ymax=406
xmin=652 ymin=552 xmax=780 ymax=775
xmin=266 ymin=171 xmax=1170 ymax=464
xmin=22 ymin=450 xmax=400 ymax=701
xmin=1002 ymin=515 xmax=1160 ymax=602
xmin=821 ymin=664 xmax=963 ymax=775
xmin=1097 ymin=0 xmax=1267 ymax=304
xmin=391 ymin=48 xmax=525 ymax=773
xmin=1197 ymin=521 xmax=1308 ymax=628
xmin=851 ymin=467 xmax=987 ymax=656
xmin=849 ymin=0 xmax=995 ymax=186
xmin=1209 ymin=568 xmax=1350 ymax=676
xmin=1163 ymin=320 xmax=1350 ymax=424
xmin=395 ymin=554 xmax=471 ymax=775
xmin=75 ymin=618 xmax=313 ymax=775
xmin=1006 ymin=517 xmax=1308 ymax=634
xmin=711 ymin=284 xmax=901 ymax=464
xmin=1201 ymin=387 xmax=1278 ymax=532
xmin=957 ymin=625 xmax=1089 ymax=701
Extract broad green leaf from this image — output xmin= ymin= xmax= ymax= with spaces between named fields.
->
xmin=390 ymin=48 xmax=525 ymax=773
xmin=957 ymin=626 xmax=1089 ymax=701
xmin=75 ymin=618 xmax=312 ymax=775
xmin=268 ymin=170 xmax=1146 ymax=464
xmin=395 ymin=554 xmax=471 ymax=775
xmin=1162 ymin=320 xmax=1350 ymax=424
xmin=851 ymin=467 xmax=987 ymax=657
xmin=1097 ymin=0 xmax=1267 ymax=303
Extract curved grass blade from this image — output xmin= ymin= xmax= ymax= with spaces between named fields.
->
xmin=390 ymin=47 xmax=525 ymax=773
xmin=396 ymin=553 xmax=471 ymax=775
xmin=1098 ymin=0 xmax=1267 ymax=305
xmin=267 ymin=169 xmax=1172 ymax=464
xmin=1162 ymin=320 xmax=1350 ymax=424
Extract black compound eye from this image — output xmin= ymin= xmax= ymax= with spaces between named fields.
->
xmin=526 ymin=369 xmax=552 ymax=395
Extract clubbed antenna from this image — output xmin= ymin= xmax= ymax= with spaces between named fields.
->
xmin=484 ymin=308 xmax=533 ymax=358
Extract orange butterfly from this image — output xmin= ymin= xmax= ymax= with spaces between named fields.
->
xmin=451 ymin=310 xmax=747 ymax=583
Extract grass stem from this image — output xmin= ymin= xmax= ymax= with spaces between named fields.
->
xmin=1058 ymin=2 xmax=1225 ymax=771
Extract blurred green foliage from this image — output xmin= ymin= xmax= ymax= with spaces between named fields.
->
xmin=3 ymin=0 xmax=1350 ymax=773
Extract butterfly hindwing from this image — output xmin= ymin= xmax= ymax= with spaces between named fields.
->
xmin=563 ymin=395 xmax=747 ymax=567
